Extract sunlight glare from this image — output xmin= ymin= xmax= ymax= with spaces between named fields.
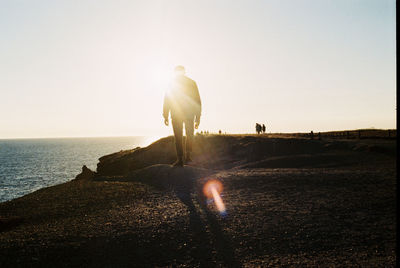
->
xmin=150 ymin=64 xmax=173 ymax=95
xmin=203 ymin=179 xmax=227 ymax=215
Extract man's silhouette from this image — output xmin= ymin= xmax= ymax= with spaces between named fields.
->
xmin=163 ymin=66 xmax=201 ymax=166
xmin=256 ymin=123 xmax=261 ymax=134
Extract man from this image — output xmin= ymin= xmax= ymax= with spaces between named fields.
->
xmin=256 ymin=123 xmax=261 ymax=134
xmin=163 ymin=66 xmax=201 ymax=167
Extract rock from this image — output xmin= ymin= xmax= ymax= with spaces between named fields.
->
xmin=94 ymin=135 xmax=396 ymax=179
xmin=74 ymin=165 xmax=95 ymax=181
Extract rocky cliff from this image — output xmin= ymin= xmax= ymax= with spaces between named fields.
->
xmin=90 ymin=134 xmax=395 ymax=179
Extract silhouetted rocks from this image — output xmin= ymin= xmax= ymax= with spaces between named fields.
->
xmin=93 ymin=135 xmax=395 ymax=180
xmin=74 ymin=165 xmax=96 ymax=181
xmin=96 ymin=137 xmax=176 ymax=176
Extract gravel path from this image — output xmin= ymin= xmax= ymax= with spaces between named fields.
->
xmin=0 ymin=162 xmax=395 ymax=267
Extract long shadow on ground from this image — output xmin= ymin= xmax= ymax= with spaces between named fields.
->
xmin=99 ymin=164 xmax=241 ymax=267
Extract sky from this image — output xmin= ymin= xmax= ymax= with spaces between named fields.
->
xmin=0 ymin=0 xmax=396 ymax=138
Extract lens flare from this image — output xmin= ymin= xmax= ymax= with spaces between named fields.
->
xmin=203 ymin=179 xmax=226 ymax=215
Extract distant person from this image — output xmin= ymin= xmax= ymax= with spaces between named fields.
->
xmin=255 ymin=123 xmax=261 ymax=134
xmin=163 ymin=66 xmax=202 ymax=167
xmin=262 ymin=124 xmax=266 ymax=133
xmin=219 ymin=130 xmax=222 ymax=134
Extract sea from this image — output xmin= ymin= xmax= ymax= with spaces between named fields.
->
xmin=0 ymin=136 xmax=156 ymax=203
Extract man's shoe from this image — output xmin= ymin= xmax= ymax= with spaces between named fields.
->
xmin=172 ymin=159 xmax=184 ymax=167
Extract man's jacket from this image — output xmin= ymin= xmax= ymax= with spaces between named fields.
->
xmin=163 ymin=75 xmax=201 ymax=120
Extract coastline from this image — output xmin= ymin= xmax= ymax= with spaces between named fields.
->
xmin=0 ymin=134 xmax=396 ymax=266
xmin=0 ymin=136 xmax=155 ymax=203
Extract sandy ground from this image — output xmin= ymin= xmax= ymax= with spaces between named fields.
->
xmin=0 ymin=136 xmax=396 ymax=267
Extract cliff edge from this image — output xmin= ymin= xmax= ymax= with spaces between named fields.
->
xmin=0 ymin=135 xmax=396 ymax=267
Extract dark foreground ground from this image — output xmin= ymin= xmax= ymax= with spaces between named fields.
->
xmin=0 ymin=135 xmax=396 ymax=267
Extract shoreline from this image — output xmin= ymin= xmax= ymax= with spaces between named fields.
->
xmin=1 ymin=132 xmax=396 ymax=203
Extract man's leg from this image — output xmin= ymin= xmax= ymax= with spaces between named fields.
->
xmin=172 ymin=118 xmax=184 ymax=165
xmin=184 ymin=118 xmax=194 ymax=162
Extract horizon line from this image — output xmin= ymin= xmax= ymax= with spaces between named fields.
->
xmin=0 ymin=128 xmax=396 ymax=140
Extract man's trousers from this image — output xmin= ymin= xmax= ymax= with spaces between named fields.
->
xmin=172 ymin=117 xmax=194 ymax=160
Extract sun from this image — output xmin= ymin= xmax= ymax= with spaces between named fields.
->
xmin=150 ymin=64 xmax=174 ymax=94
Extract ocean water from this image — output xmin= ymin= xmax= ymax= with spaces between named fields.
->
xmin=0 ymin=136 xmax=155 ymax=203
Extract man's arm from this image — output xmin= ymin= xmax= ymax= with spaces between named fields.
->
xmin=192 ymin=81 xmax=201 ymax=119
xmin=192 ymin=81 xmax=201 ymax=128
xmin=163 ymin=92 xmax=170 ymax=125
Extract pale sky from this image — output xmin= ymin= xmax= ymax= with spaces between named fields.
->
xmin=0 ymin=0 xmax=396 ymax=138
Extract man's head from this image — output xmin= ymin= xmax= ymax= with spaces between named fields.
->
xmin=174 ymin=65 xmax=185 ymax=76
